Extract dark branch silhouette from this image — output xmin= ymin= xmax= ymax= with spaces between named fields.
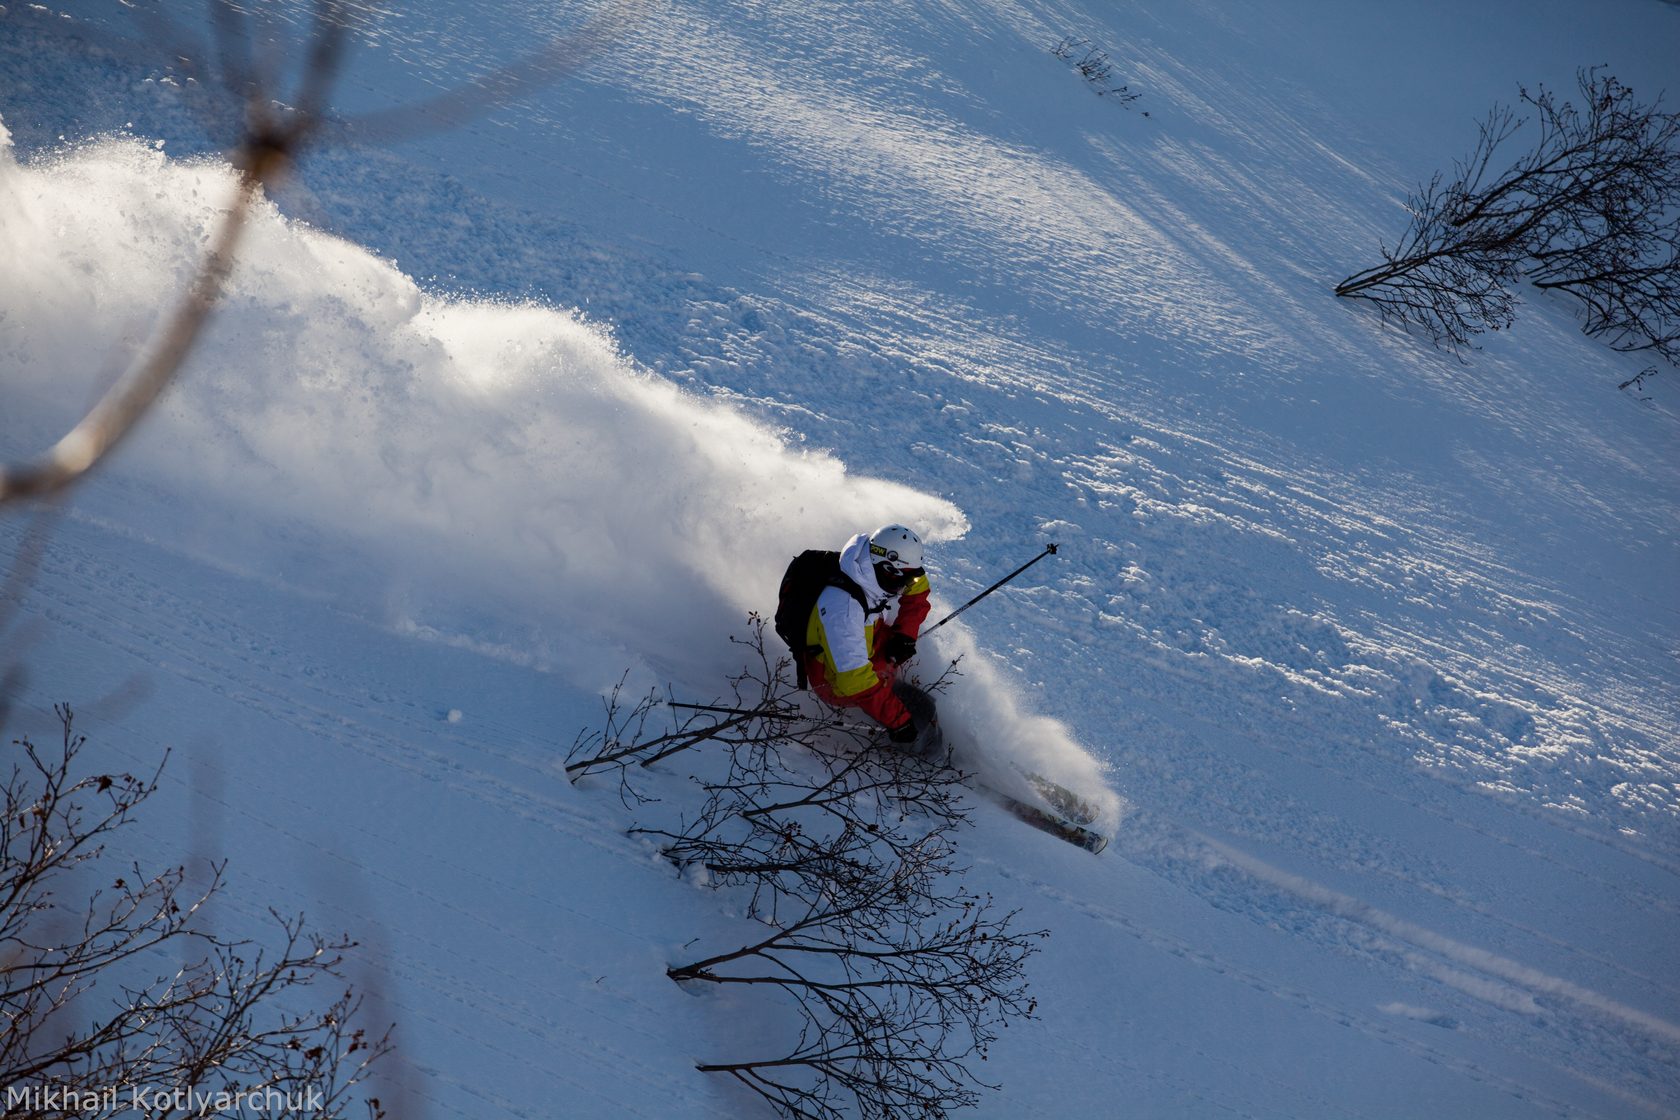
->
xmin=573 ymin=622 xmax=1045 ymax=1120
xmin=1050 ymin=36 xmax=1143 ymax=108
xmin=657 ymin=729 xmax=1041 ymax=1120
xmin=1337 ymin=69 xmax=1680 ymax=376
xmin=565 ymin=619 xmax=823 ymax=786
xmin=1 ymin=705 xmax=390 ymax=1116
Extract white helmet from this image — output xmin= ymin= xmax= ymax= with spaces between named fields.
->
xmin=868 ymin=524 xmax=924 ymax=573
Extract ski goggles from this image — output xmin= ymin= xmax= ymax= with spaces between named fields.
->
xmin=873 ymin=561 xmax=924 ymax=593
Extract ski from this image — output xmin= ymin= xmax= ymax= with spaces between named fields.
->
xmin=1013 ymin=766 xmax=1102 ymax=827
xmin=871 ymin=681 xmax=1112 ymax=853
xmin=978 ymin=783 xmax=1109 ymax=853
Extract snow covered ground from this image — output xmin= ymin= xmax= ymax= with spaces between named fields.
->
xmin=3 ymin=0 xmax=1678 ymax=1116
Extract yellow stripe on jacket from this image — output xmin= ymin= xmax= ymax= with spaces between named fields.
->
xmin=807 ymin=593 xmax=881 ymax=698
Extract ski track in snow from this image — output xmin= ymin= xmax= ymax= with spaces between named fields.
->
xmin=992 ymin=858 xmax=1680 ymax=1120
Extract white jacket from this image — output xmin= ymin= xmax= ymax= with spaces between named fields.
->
xmin=812 ymin=532 xmax=903 ymax=690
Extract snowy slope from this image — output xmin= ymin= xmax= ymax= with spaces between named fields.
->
xmin=4 ymin=0 xmax=1680 ymax=1117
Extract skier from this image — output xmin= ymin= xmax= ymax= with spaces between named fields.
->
xmin=784 ymin=524 xmax=932 ymax=747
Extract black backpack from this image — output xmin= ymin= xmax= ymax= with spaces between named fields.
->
xmin=774 ymin=550 xmax=871 ymax=688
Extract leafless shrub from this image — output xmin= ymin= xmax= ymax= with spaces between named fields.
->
xmin=629 ymin=704 xmax=967 ymax=925
xmin=1 ymin=705 xmax=390 ymax=1117
xmin=571 ymin=622 xmax=1045 ymax=1120
xmin=1619 ymin=366 xmax=1659 ymax=393
xmin=1050 ymin=36 xmax=1143 ymax=109
xmin=1337 ymin=68 xmax=1680 ymax=376
xmin=656 ymin=735 xmax=1041 ymax=1120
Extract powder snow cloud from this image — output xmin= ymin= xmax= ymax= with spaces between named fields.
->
xmin=0 ymin=129 xmax=965 ymax=682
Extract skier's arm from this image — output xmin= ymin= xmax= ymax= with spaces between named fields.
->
xmin=889 ymin=571 xmax=931 ymax=638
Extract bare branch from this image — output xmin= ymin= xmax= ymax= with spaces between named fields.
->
xmin=0 ymin=0 xmax=650 ymax=509
xmin=0 ymin=1 xmax=349 ymax=506
xmin=565 ymin=619 xmax=818 ymax=782
xmin=338 ymin=0 xmax=652 ymax=145
xmin=1050 ymin=34 xmax=1143 ymax=108
xmin=0 ymin=706 xmax=391 ymax=1116
xmin=573 ymin=623 xmax=1043 ymax=1120
xmin=1337 ymin=68 xmax=1680 ymax=376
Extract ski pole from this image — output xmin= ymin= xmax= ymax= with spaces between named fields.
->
xmin=924 ymin=543 xmax=1059 ymax=633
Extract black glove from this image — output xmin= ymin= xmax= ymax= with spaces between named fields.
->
xmin=883 ymin=632 xmax=917 ymax=665
xmin=887 ymin=721 xmax=919 ymax=745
